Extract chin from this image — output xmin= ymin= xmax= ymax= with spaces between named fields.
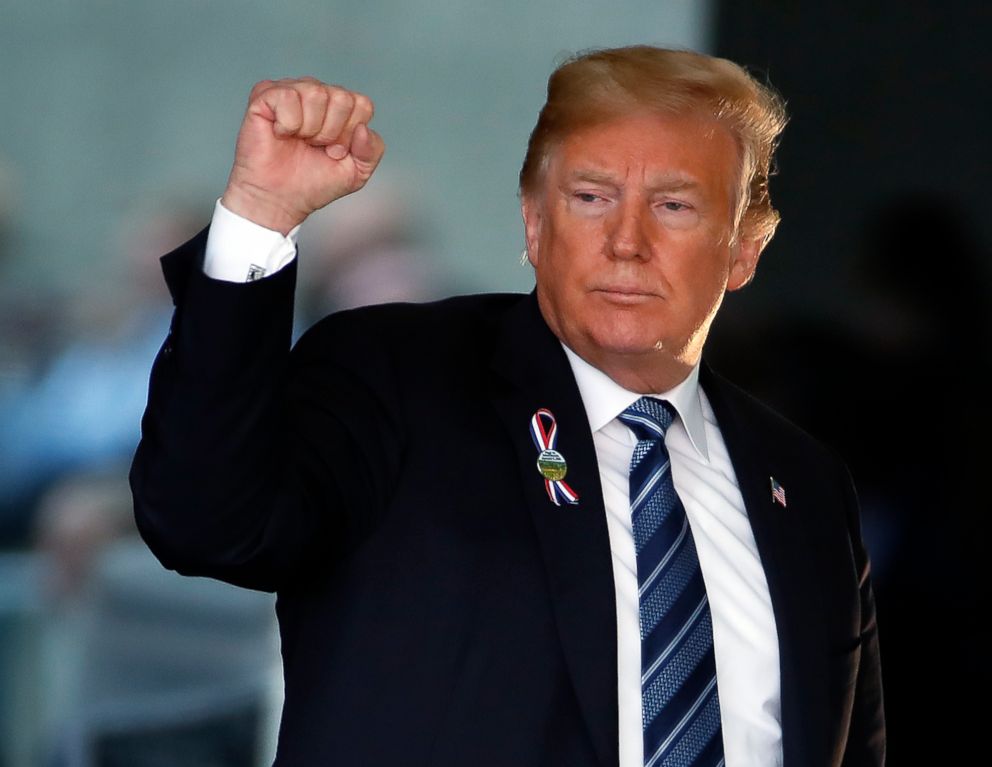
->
xmin=586 ymin=327 xmax=665 ymax=357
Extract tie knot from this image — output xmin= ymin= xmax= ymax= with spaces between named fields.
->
xmin=618 ymin=396 xmax=677 ymax=443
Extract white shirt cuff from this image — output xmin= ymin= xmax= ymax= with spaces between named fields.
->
xmin=202 ymin=199 xmax=301 ymax=282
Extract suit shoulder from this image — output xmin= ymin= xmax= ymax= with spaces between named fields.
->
xmin=292 ymin=292 xmax=526 ymax=361
xmin=703 ymin=365 xmax=844 ymax=468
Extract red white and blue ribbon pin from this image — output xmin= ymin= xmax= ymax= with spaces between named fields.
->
xmin=529 ymin=408 xmax=579 ymax=506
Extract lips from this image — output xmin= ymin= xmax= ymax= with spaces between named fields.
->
xmin=592 ymin=285 xmax=660 ymax=303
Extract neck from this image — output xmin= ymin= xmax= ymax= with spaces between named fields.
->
xmin=569 ymin=343 xmax=698 ymax=394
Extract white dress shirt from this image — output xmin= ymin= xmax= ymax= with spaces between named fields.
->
xmin=203 ymin=200 xmax=299 ymax=282
xmin=562 ymin=347 xmax=782 ymax=767
xmin=203 ymin=200 xmax=783 ymax=766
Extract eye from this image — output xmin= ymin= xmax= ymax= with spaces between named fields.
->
xmin=655 ymin=198 xmax=701 ymax=229
xmin=575 ymin=192 xmax=601 ymax=203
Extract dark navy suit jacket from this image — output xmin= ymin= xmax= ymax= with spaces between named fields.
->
xmin=131 ymin=230 xmax=884 ymax=766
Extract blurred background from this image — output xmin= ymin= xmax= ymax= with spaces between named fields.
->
xmin=0 ymin=0 xmax=987 ymax=764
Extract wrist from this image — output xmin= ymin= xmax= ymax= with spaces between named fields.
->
xmin=221 ymin=181 xmax=306 ymax=236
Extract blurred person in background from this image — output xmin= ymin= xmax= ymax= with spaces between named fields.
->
xmin=132 ymin=47 xmax=884 ymax=766
xmin=0 ymin=155 xmax=52 ymax=398
xmin=0 ymin=200 xmax=281 ymax=767
xmin=0 ymin=203 xmax=200 ymax=546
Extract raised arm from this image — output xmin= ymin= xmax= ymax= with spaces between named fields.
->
xmin=130 ymin=80 xmax=397 ymax=593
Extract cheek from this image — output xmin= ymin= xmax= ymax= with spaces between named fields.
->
xmin=675 ymin=234 xmax=733 ymax=280
xmin=537 ymin=227 xmax=576 ymax=279
xmin=682 ymin=264 xmax=732 ymax=316
xmin=549 ymin=216 xmax=602 ymax=264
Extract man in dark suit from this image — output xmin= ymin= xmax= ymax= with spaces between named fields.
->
xmin=131 ymin=47 xmax=884 ymax=766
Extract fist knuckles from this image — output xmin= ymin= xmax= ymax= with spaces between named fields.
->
xmin=249 ymin=79 xmax=374 ymax=150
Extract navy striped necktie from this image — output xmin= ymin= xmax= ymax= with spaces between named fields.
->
xmin=619 ymin=397 xmax=724 ymax=767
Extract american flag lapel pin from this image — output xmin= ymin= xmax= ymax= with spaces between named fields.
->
xmin=769 ymin=477 xmax=787 ymax=508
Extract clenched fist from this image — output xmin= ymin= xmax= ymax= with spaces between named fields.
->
xmin=221 ymin=78 xmax=385 ymax=234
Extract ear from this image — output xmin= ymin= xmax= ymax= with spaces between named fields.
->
xmin=520 ymin=196 xmax=542 ymax=267
xmin=726 ymin=236 xmax=763 ymax=291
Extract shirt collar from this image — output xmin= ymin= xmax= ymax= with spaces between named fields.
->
xmin=561 ymin=343 xmax=710 ymax=462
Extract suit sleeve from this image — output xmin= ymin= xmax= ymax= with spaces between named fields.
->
xmin=129 ymin=230 xmax=404 ymax=592
xmin=839 ymin=463 xmax=886 ymax=766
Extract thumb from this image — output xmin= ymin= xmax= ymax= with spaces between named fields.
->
xmin=347 ymin=123 xmax=385 ymax=171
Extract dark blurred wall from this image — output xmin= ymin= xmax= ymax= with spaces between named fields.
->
xmin=715 ymin=0 xmax=990 ymax=301
xmin=711 ymin=1 xmax=990 ymax=762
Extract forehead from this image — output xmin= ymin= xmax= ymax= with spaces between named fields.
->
xmin=544 ymin=111 xmax=740 ymax=195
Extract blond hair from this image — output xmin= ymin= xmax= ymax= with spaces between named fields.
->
xmin=519 ymin=46 xmax=788 ymax=244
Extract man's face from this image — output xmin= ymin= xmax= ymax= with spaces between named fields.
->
xmin=522 ymin=111 xmax=761 ymax=392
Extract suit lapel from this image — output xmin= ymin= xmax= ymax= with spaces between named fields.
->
xmin=484 ymin=306 xmax=830 ymax=767
xmin=488 ymin=293 xmax=619 ymax=767
xmin=701 ymin=366 xmax=829 ymax=767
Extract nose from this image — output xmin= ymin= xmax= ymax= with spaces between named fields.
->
xmin=608 ymin=198 xmax=649 ymax=261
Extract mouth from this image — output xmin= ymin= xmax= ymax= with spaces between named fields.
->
xmin=592 ymin=287 xmax=659 ymax=305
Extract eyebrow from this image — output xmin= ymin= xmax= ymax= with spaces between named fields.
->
xmin=566 ymin=169 xmax=701 ymax=193
xmin=567 ymin=169 xmax=620 ymax=186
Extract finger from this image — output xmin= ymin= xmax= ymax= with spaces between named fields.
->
xmin=313 ymin=87 xmax=357 ymax=151
xmin=295 ymin=82 xmax=331 ymax=140
xmin=326 ymin=91 xmax=374 ymax=157
xmin=255 ymin=85 xmax=304 ymax=137
xmin=346 ymin=123 xmax=385 ymax=170
xmin=247 ymin=79 xmax=275 ymax=102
